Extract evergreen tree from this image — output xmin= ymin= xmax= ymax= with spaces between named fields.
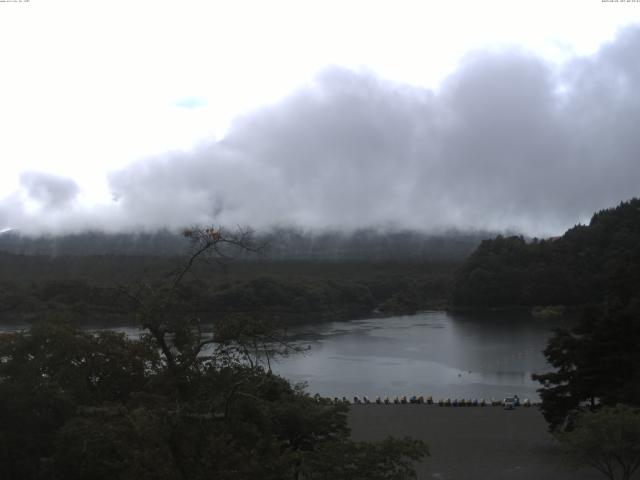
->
xmin=534 ymin=298 xmax=640 ymax=430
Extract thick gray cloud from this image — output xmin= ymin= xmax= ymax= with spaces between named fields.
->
xmin=5 ymin=25 xmax=640 ymax=236
xmin=0 ymin=173 xmax=81 ymax=234
xmin=19 ymin=171 xmax=80 ymax=209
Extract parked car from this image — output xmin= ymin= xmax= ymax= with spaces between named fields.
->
xmin=503 ymin=397 xmax=516 ymax=410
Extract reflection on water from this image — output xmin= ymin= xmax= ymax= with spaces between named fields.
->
xmin=1 ymin=311 xmax=566 ymax=400
xmin=273 ymin=311 xmax=564 ymax=400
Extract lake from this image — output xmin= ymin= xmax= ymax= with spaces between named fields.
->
xmin=272 ymin=311 xmax=563 ymax=401
xmin=1 ymin=310 xmax=565 ymax=401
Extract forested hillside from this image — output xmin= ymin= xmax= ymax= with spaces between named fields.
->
xmin=452 ymin=198 xmax=640 ymax=308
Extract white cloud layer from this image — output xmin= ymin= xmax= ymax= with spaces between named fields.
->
xmin=2 ymin=25 xmax=640 ymax=236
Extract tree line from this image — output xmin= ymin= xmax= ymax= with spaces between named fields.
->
xmin=0 ymin=256 xmax=455 ymax=326
xmin=453 ymin=198 xmax=640 ymax=309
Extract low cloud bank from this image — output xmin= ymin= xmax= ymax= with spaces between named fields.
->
xmin=4 ymin=25 xmax=640 ymax=236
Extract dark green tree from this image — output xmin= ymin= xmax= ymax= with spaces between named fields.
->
xmin=556 ymin=405 xmax=640 ymax=480
xmin=534 ymin=298 xmax=640 ymax=431
xmin=0 ymin=321 xmax=160 ymax=479
xmin=453 ymin=198 xmax=640 ymax=309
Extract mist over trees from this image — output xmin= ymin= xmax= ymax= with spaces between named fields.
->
xmin=0 ymin=228 xmax=485 ymax=260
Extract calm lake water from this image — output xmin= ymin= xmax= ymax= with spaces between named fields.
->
xmin=2 ymin=311 xmax=565 ymax=400
xmin=272 ymin=311 xmax=563 ymax=401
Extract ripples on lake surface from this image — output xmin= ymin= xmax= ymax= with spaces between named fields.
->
xmin=2 ymin=311 xmax=566 ymax=400
xmin=274 ymin=311 xmax=565 ymax=400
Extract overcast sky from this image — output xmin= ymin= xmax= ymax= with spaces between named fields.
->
xmin=1 ymin=0 xmax=639 ymax=236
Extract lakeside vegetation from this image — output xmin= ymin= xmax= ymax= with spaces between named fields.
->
xmin=0 ymin=255 xmax=457 ymax=327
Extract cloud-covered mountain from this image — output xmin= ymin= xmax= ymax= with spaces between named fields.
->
xmin=0 ymin=227 xmax=488 ymax=260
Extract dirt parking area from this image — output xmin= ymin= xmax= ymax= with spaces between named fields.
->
xmin=349 ymin=405 xmax=602 ymax=480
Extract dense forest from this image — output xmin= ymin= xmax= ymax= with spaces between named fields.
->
xmin=0 ymin=251 xmax=457 ymax=328
xmin=0 ymin=228 xmax=482 ymax=326
xmin=452 ymin=198 xmax=640 ymax=309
